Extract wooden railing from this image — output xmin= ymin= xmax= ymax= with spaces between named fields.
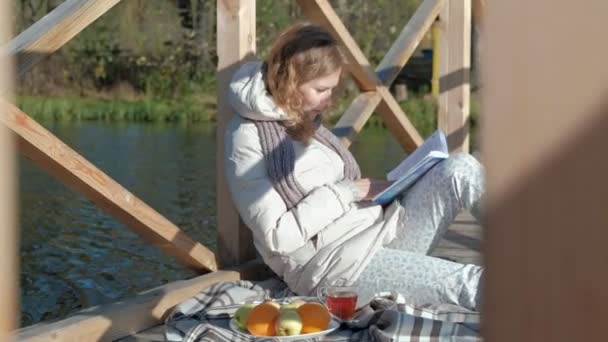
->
xmin=1 ymin=0 xmax=218 ymax=273
xmin=295 ymin=0 xmax=471 ymax=153
xmin=1 ymin=101 xmax=218 ymax=272
xmin=296 ymin=0 xmax=430 ymax=151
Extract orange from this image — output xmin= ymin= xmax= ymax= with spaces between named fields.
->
xmin=246 ymin=301 xmax=280 ymax=336
xmin=296 ymin=302 xmax=331 ymax=334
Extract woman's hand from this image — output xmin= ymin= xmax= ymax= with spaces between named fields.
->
xmin=353 ymin=178 xmax=394 ymax=201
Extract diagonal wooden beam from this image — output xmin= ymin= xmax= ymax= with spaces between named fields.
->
xmin=296 ymin=0 xmax=378 ymax=92
xmin=333 ymin=92 xmax=382 ymax=143
xmin=333 ymin=90 xmax=421 ymax=152
xmin=1 ymin=101 xmax=218 ymax=273
xmin=299 ymin=0 xmax=443 ymax=90
xmin=376 ymin=0 xmax=446 ymax=85
xmin=0 ymin=0 xmax=219 ymax=272
xmin=16 ymin=269 xmax=243 ymax=342
xmin=15 ymin=260 xmax=271 ymax=342
xmin=372 ymin=0 xmax=445 ymax=151
xmin=299 ymin=0 xmax=444 ymax=150
xmin=2 ymin=0 xmax=122 ymax=77
xmin=376 ymin=87 xmax=424 ymax=152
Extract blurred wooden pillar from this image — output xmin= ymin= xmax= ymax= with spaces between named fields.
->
xmin=391 ymin=84 xmax=408 ymax=102
xmin=483 ymin=1 xmax=608 ymax=341
xmin=438 ymin=0 xmax=471 ymax=152
xmin=216 ymin=0 xmax=257 ymax=267
xmin=0 ymin=0 xmax=18 ymax=339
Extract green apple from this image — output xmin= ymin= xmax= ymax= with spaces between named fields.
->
xmin=234 ymin=303 xmax=255 ymax=330
xmin=280 ymin=299 xmax=306 ymax=312
xmin=274 ymin=310 xmax=303 ymax=336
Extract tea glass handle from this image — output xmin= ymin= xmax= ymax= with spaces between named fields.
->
xmin=316 ymin=286 xmax=328 ymax=304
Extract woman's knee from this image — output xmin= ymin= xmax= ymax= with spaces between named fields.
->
xmin=436 ymin=153 xmax=484 ymax=184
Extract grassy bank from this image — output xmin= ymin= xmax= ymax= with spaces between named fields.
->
xmin=18 ymin=93 xmax=479 ymax=149
xmin=17 ymin=95 xmax=216 ymax=123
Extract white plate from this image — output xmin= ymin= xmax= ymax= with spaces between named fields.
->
xmin=229 ymin=318 xmax=340 ymax=341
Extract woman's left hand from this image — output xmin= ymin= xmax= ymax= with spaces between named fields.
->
xmin=353 ymin=178 xmax=394 ymax=201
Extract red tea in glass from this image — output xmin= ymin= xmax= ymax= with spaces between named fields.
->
xmin=326 ymin=291 xmax=357 ymax=320
xmin=318 ymin=286 xmax=358 ymax=320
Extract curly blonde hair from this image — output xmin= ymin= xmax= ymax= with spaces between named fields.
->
xmin=263 ymin=22 xmax=344 ymax=142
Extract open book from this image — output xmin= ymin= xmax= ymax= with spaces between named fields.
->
xmin=372 ymin=129 xmax=449 ymax=205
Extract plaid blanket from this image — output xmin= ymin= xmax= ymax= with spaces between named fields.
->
xmin=165 ymin=279 xmax=481 ymax=341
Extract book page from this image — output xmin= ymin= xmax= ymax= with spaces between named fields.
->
xmin=387 ymin=130 xmax=448 ymax=181
xmin=373 ymin=154 xmax=446 ymax=205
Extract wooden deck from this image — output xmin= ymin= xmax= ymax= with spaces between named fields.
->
xmin=432 ymin=210 xmax=481 ymax=265
xmin=119 ymin=211 xmax=482 ymax=341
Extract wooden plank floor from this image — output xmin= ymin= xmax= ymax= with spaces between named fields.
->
xmin=431 ymin=210 xmax=482 ymax=265
xmin=118 ymin=211 xmax=482 ymax=341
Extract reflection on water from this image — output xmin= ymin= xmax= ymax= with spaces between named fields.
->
xmin=19 ymin=121 xmax=404 ymax=326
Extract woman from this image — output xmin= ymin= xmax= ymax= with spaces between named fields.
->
xmin=225 ymin=23 xmax=484 ymax=310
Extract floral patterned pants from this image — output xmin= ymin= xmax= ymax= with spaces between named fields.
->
xmin=353 ymin=153 xmax=485 ymax=311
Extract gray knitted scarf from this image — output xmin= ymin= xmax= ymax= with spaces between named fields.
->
xmin=254 ymin=119 xmax=361 ymax=209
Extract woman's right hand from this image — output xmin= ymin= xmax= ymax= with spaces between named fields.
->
xmin=353 ymin=178 xmax=393 ymax=201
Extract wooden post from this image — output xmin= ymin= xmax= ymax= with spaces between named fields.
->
xmin=438 ymin=0 xmax=471 ymax=152
xmin=431 ymin=20 xmax=440 ymax=98
xmin=216 ymin=0 xmax=257 ymax=267
xmin=0 ymin=0 xmax=18 ymax=338
xmin=483 ymin=1 xmax=608 ymax=341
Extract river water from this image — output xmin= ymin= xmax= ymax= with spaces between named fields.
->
xmin=19 ymin=121 xmax=403 ymax=326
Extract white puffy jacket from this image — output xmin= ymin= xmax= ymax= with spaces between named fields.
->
xmin=224 ymin=62 xmax=401 ymax=295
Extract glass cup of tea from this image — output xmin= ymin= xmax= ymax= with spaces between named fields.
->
xmin=317 ymin=285 xmax=358 ymax=321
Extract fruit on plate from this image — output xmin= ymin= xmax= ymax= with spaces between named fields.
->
xmin=233 ymin=303 xmax=255 ymax=330
xmin=246 ymin=301 xmax=281 ymax=336
xmin=238 ymin=299 xmax=332 ymax=337
xmin=280 ymin=299 xmax=306 ymax=312
xmin=296 ymin=302 xmax=331 ymax=334
xmin=264 ymin=299 xmax=281 ymax=310
xmin=274 ymin=310 xmax=303 ymax=336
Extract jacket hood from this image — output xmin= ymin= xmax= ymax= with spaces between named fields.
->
xmin=228 ymin=62 xmax=288 ymax=121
